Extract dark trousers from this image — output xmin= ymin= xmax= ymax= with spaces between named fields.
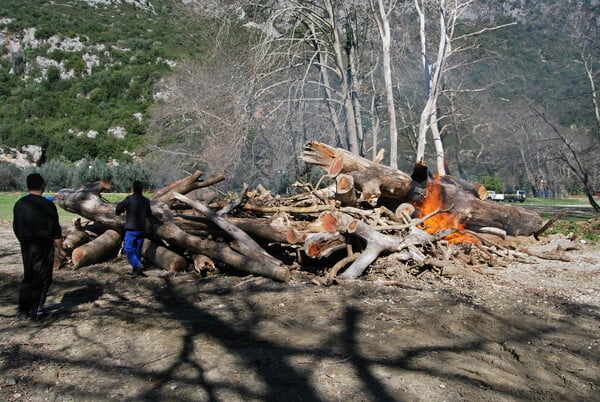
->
xmin=19 ymin=240 xmax=54 ymax=317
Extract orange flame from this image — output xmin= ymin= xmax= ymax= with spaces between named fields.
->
xmin=413 ymin=178 xmax=479 ymax=244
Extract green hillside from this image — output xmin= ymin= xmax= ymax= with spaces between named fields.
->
xmin=0 ymin=0 xmax=211 ymax=161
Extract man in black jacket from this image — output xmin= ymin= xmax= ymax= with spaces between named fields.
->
xmin=13 ymin=173 xmax=66 ymax=321
xmin=116 ymin=180 xmax=152 ymax=277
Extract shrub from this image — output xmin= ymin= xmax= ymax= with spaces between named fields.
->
xmin=482 ymin=175 xmax=503 ymax=192
xmin=72 ymin=158 xmax=113 ymax=188
xmin=38 ymin=159 xmax=72 ymax=191
xmin=0 ymin=162 xmax=22 ymax=191
xmin=110 ymin=162 xmax=152 ymax=192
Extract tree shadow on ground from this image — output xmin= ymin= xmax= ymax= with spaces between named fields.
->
xmin=1 ymin=269 xmax=598 ymax=401
xmin=45 ymin=282 xmax=103 ymax=316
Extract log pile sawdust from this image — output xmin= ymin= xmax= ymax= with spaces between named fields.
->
xmin=54 ymin=141 xmax=575 ymax=285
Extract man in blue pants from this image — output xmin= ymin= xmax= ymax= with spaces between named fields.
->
xmin=116 ymin=180 xmax=153 ymax=277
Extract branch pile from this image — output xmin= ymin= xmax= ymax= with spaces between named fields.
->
xmin=54 ymin=141 xmax=556 ymax=284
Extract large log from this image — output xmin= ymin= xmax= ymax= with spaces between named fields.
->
xmin=172 ymin=192 xmax=283 ymax=268
xmin=302 ymin=141 xmax=543 ymax=236
xmin=62 ymin=219 xmax=92 ymax=252
xmin=151 ymin=170 xmax=225 ymax=207
xmin=155 ymin=220 xmax=290 ymax=282
xmin=302 ymin=141 xmax=415 ymax=202
xmin=142 ymin=239 xmax=188 ymax=272
xmin=418 ymin=180 xmax=543 ymax=236
xmin=172 ymin=214 xmax=310 ymax=245
xmin=71 ymin=229 xmax=122 ymax=269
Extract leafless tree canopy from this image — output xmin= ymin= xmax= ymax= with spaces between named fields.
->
xmin=143 ymin=1 xmax=599 ymax=203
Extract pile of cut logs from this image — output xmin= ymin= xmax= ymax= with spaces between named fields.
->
xmin=54 ymin=141 xmax=546 ymax=283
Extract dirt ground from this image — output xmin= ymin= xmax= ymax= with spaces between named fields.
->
xmin=0 ymin=221 xmax=598 ymax=402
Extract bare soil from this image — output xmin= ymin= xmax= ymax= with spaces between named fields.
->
xmin=1 ymin=222 xmax=599 ymax=402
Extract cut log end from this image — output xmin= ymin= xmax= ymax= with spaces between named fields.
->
xmin=71 ymin=248 xmax=85 ymax=269
xmin=329 ymin=155 xmax=344 ymax=177
xmin=318 ymin=212 xmax=339 ymax=232
xmin=193 ymin=254 xmax=216 ymax=275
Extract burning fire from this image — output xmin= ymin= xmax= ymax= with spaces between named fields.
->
xmin=413 ymin=178 xmax=480 ymax=244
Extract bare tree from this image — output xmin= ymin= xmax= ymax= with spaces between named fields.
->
xmin=252 ymin=0 xmax=371 ymax=155
xmin=414 ymin=0 xmax=450 ymax=175
xmin=534 ymin=107 xmax=600 ymax=212
xmin=146 ymin=60 xmax=253 ymax=185
xmin=369 ymin=0 xmax=400 ymax=169
xmin=414 ymin=0 xmax=516 ymax=176
xmin=569 ymin=8 xmax=600 ymax=135
xmin=544 ymin=2 xmax=600 ymax=210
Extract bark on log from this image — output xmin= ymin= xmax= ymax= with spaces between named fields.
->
xmin=302 ymin=142 xmax=543 ymax=236
xmin=302 ymin=141 xmax=415 ymax=201
xmin=440 ymin=175 xmax=488 ymax=200
xmin=55 ymin=184 xmax=127 ymax=231
xmin=427 ymin=180 xmax=543 ymax=236
xmin=72 ymin=229 xmax=122 ymax=269
xmin=142 ymin=239 xmax=188 ymax=272
xmin=335 ymin=174 xmax=357 ymax=206
xmin=173 ymin=214 xmax=310 ymax=245
xmin=151 ymin=170 xmax=225 ymax=207
xmin=172 ymin=192 xmax=283 ymax=268
xmin=155 ymin=220 xmax=290 ymax=282
xmin=62 ymin=219 xmax=92 ymax=252
xmin=55 ymin=184 xmax=290 ymax=282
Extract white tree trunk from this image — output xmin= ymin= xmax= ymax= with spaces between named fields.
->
xmin=370 ymin=0 xmax=399 ymax=169
xmin=582 ymin=57 xmax=600 ymax=131
xmin=325 ymin=0 xmax=360 ymax=154
xmin=415 ymin=0 xmax=449 ymax=176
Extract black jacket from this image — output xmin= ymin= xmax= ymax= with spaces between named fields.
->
xmin=13 ymin=194 xmax=62 ymax=243
xmin=115 ymin=192 xmax=152 ymax=231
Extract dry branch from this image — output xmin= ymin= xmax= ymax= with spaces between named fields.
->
xmin=172 ymin=192 xmax=283 ymax=268
xmin=151 ymin=170 xmax=225 ymax=207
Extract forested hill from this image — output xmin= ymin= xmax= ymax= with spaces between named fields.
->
xmin=0 ymin=0 xmax=221 ymax=161
xmin=0 ymin=0 xmax=598 ymax=196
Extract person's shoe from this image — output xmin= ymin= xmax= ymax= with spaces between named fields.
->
xmin=131 ymin=266 xmax=147 ymax=278
xmin=31 ymin=309 xmax=45 ymax=322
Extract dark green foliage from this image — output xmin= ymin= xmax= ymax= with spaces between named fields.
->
xmin=71 ymin=158 xmax=113 ymax=188
xmin=38 ymin=159 xmax=71 ymax=192
xmin=110 ymin=162 xmax=153 ymax=192
xmin=482 ymin=175 xmax=503 ymax=192
xmin=0 ymin=162 xmax=22 ymax=191
xmin=36 ymin=158 xmax=153 ymax=192
xmin=1 ymin=158 xmax=155 ymax=192
xmin=0 ymin=0 xmax=211 ymax=163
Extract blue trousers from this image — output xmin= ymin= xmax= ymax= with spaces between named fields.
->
xmin=123 ymin=230 xmax=145 ymax=270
